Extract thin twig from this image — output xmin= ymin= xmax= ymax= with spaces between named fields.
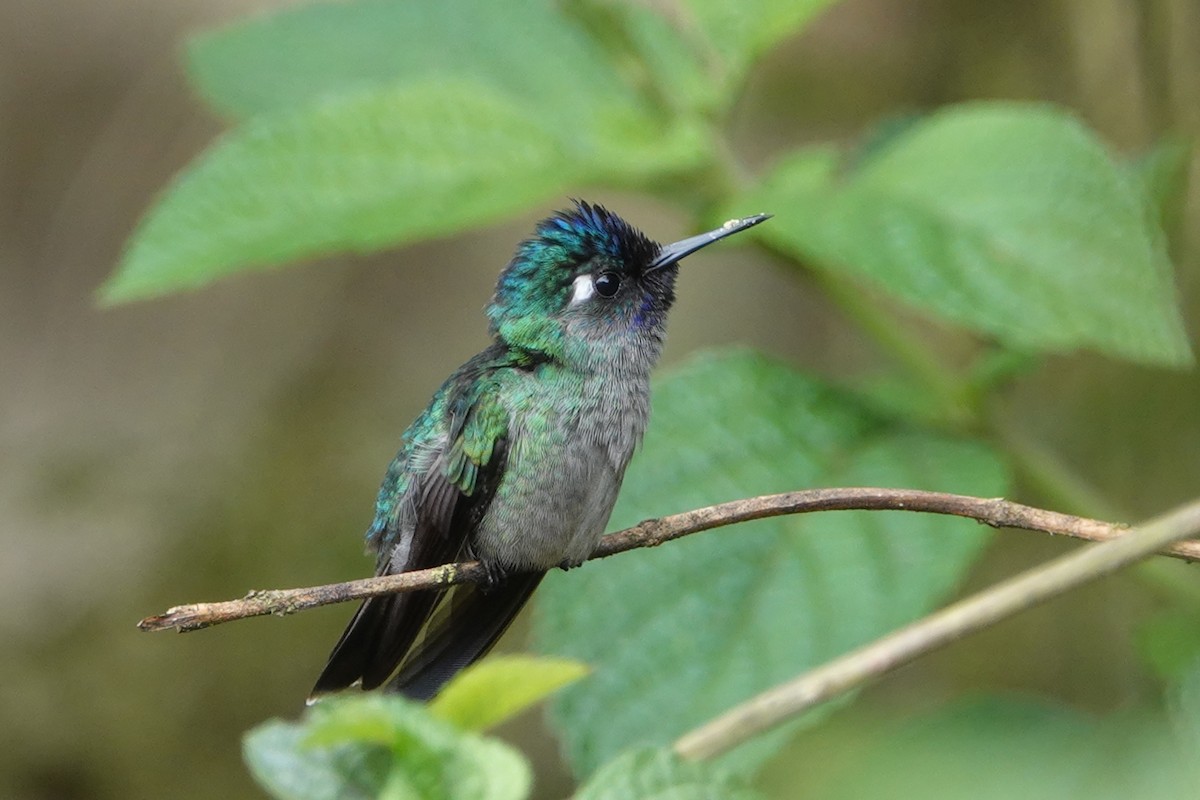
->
xmin=673 ymin=498 xmax=1200 ymax=761
xmin=139 ymin=488 xmax=1199 ymax=633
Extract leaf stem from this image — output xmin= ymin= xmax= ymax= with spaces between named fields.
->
xmin=796 ymin=256 xmax=975 ymax=426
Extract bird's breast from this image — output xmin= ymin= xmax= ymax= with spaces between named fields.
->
xmin=474 ymin=370 xmax=651 ymax=571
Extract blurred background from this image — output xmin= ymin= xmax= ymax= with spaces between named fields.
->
xmin=2 ymin=1 xmax=1198 ymax=798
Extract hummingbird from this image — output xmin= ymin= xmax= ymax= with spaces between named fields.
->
xmin=310 ymin=201 xmax=769 ymax=702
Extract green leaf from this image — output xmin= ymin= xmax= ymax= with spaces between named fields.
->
xmin=746 ymin=102 xmax=1192 ymax=366
xmin=189 ymin=0 xmax=642 ymax=123
xmin=1136 ymin=610 xmax=1200 ymax=684
xmin=534 ymin=350 xmax=1007 ymax=776
xmin=681 ymin=0 xmax=842 ymax=89
xmin=186 ymin=0 xmax=704 ymax=168
xmin=1128 ymin=136 xmax=1192 ymax=242
xmin=560 ymin=0 xmax=718 ymax=117
xmin=808 ymin=699 xmax=1093 ymax=799
xmin=244 ymin=719 xmax=391 ymax=800
xmin=102 ymin=81 xmax=582 ymax=303
xmin=576 ymin=748 xmax=765 ymax=800
xmin=243 ymin=696 xmax=530 ymax=800
xmin=430 ymin=654 xmax=590 ymax=732
xmin=802 ymin=697 xmax=1198 ymax=800
xmin=1169 ymin=658 xmax=1200 ymax=779
xmin=107 ymin=0 xmax=716 ymax=302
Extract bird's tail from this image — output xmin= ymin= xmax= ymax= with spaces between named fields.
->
xmin=308 ymin=586 xmax=442 ymax=701
xmin=387 ymin=571 xmax=545 ymax=701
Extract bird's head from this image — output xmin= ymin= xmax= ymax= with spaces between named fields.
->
xmin=487 ymin=201 xmax=768 ymax=366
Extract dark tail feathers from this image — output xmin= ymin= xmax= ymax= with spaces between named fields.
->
xmin=388 ymin=572 xmax=545 ymax=701
xmin=309 ymin=586 xmax=441 ymax=699
xmin=308 ymin=572 xmax=544 ymax=703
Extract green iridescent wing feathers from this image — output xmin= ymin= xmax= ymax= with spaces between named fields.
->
xmin=309 ymin=346 xmax=515 ymax=697
xmin=444 ymin=375 xmax=508 ymax=500
xmin=366 ymin=345 xmax=515 ymax=558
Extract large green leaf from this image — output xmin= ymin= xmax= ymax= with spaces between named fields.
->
xmin=243 ymin=696 xmax=530 ymax=800
xmin=103 ymin=81 xmax=580 ymax=303
xmin=576 ymin=748 xmax=764 ymax=800
xmin=186 ymin=0 xmax=701 ymax=166
xmin=745 ymin=103 xmax=1192 ymax=366
xmin=186 ymin=0 xmax=838 ymax=124
xmin=534 ymin=350 xmax=1007 ymax=776
xmin=107 ymin=0 xmax=712 ymax=302
xmin=191 ymin=0 xmax=638 ymax=121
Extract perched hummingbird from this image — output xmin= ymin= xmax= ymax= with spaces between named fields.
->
xmin=310 ymin=202 xmax=769 ymax=701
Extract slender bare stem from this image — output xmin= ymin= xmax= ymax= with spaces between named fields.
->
xmin=138 ymin=488 xmax=1199 ymax=633
xmin=673 ymin=498 xmax=1200 ymax=761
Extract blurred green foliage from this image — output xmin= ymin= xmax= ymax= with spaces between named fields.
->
xmin=743 ymin=105 xmax=1189 ymax=366
xmin=427 ymin=655 xmax=589 ymax=733
xmin=247 ymin=694 xmax=765 ymax=800
xmin=47 ymin=0 xmax=1199 ymax=797
xmin=245 ymin=694 xmax=532 ymax=800
xmin=771 ymin=684 xmax=1200 ymax=799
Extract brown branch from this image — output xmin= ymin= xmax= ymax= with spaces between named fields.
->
xmin=138 ymin=487 xmax=1200 ymax=633
xmin=673 ymin=496 xmax=1200 ymax=760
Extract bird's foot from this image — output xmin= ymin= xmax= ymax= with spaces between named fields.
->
xmin=479 ymin=560 xmax=510 ymax=590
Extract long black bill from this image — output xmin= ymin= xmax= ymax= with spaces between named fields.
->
xmin=649 ymin=213 xmax=772 ymax=270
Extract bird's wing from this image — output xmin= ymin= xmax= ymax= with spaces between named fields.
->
xmin=382 ymin=383 xmax=537 ymax=699
xmin=309 ymin=365 xmax=510 ymax=698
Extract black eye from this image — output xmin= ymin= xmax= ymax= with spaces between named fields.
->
xmin=594 ymin=272 xmax=621 ymax=298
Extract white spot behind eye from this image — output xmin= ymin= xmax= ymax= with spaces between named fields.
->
xmin=571 ymin=274 xmax=594 ymax=305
